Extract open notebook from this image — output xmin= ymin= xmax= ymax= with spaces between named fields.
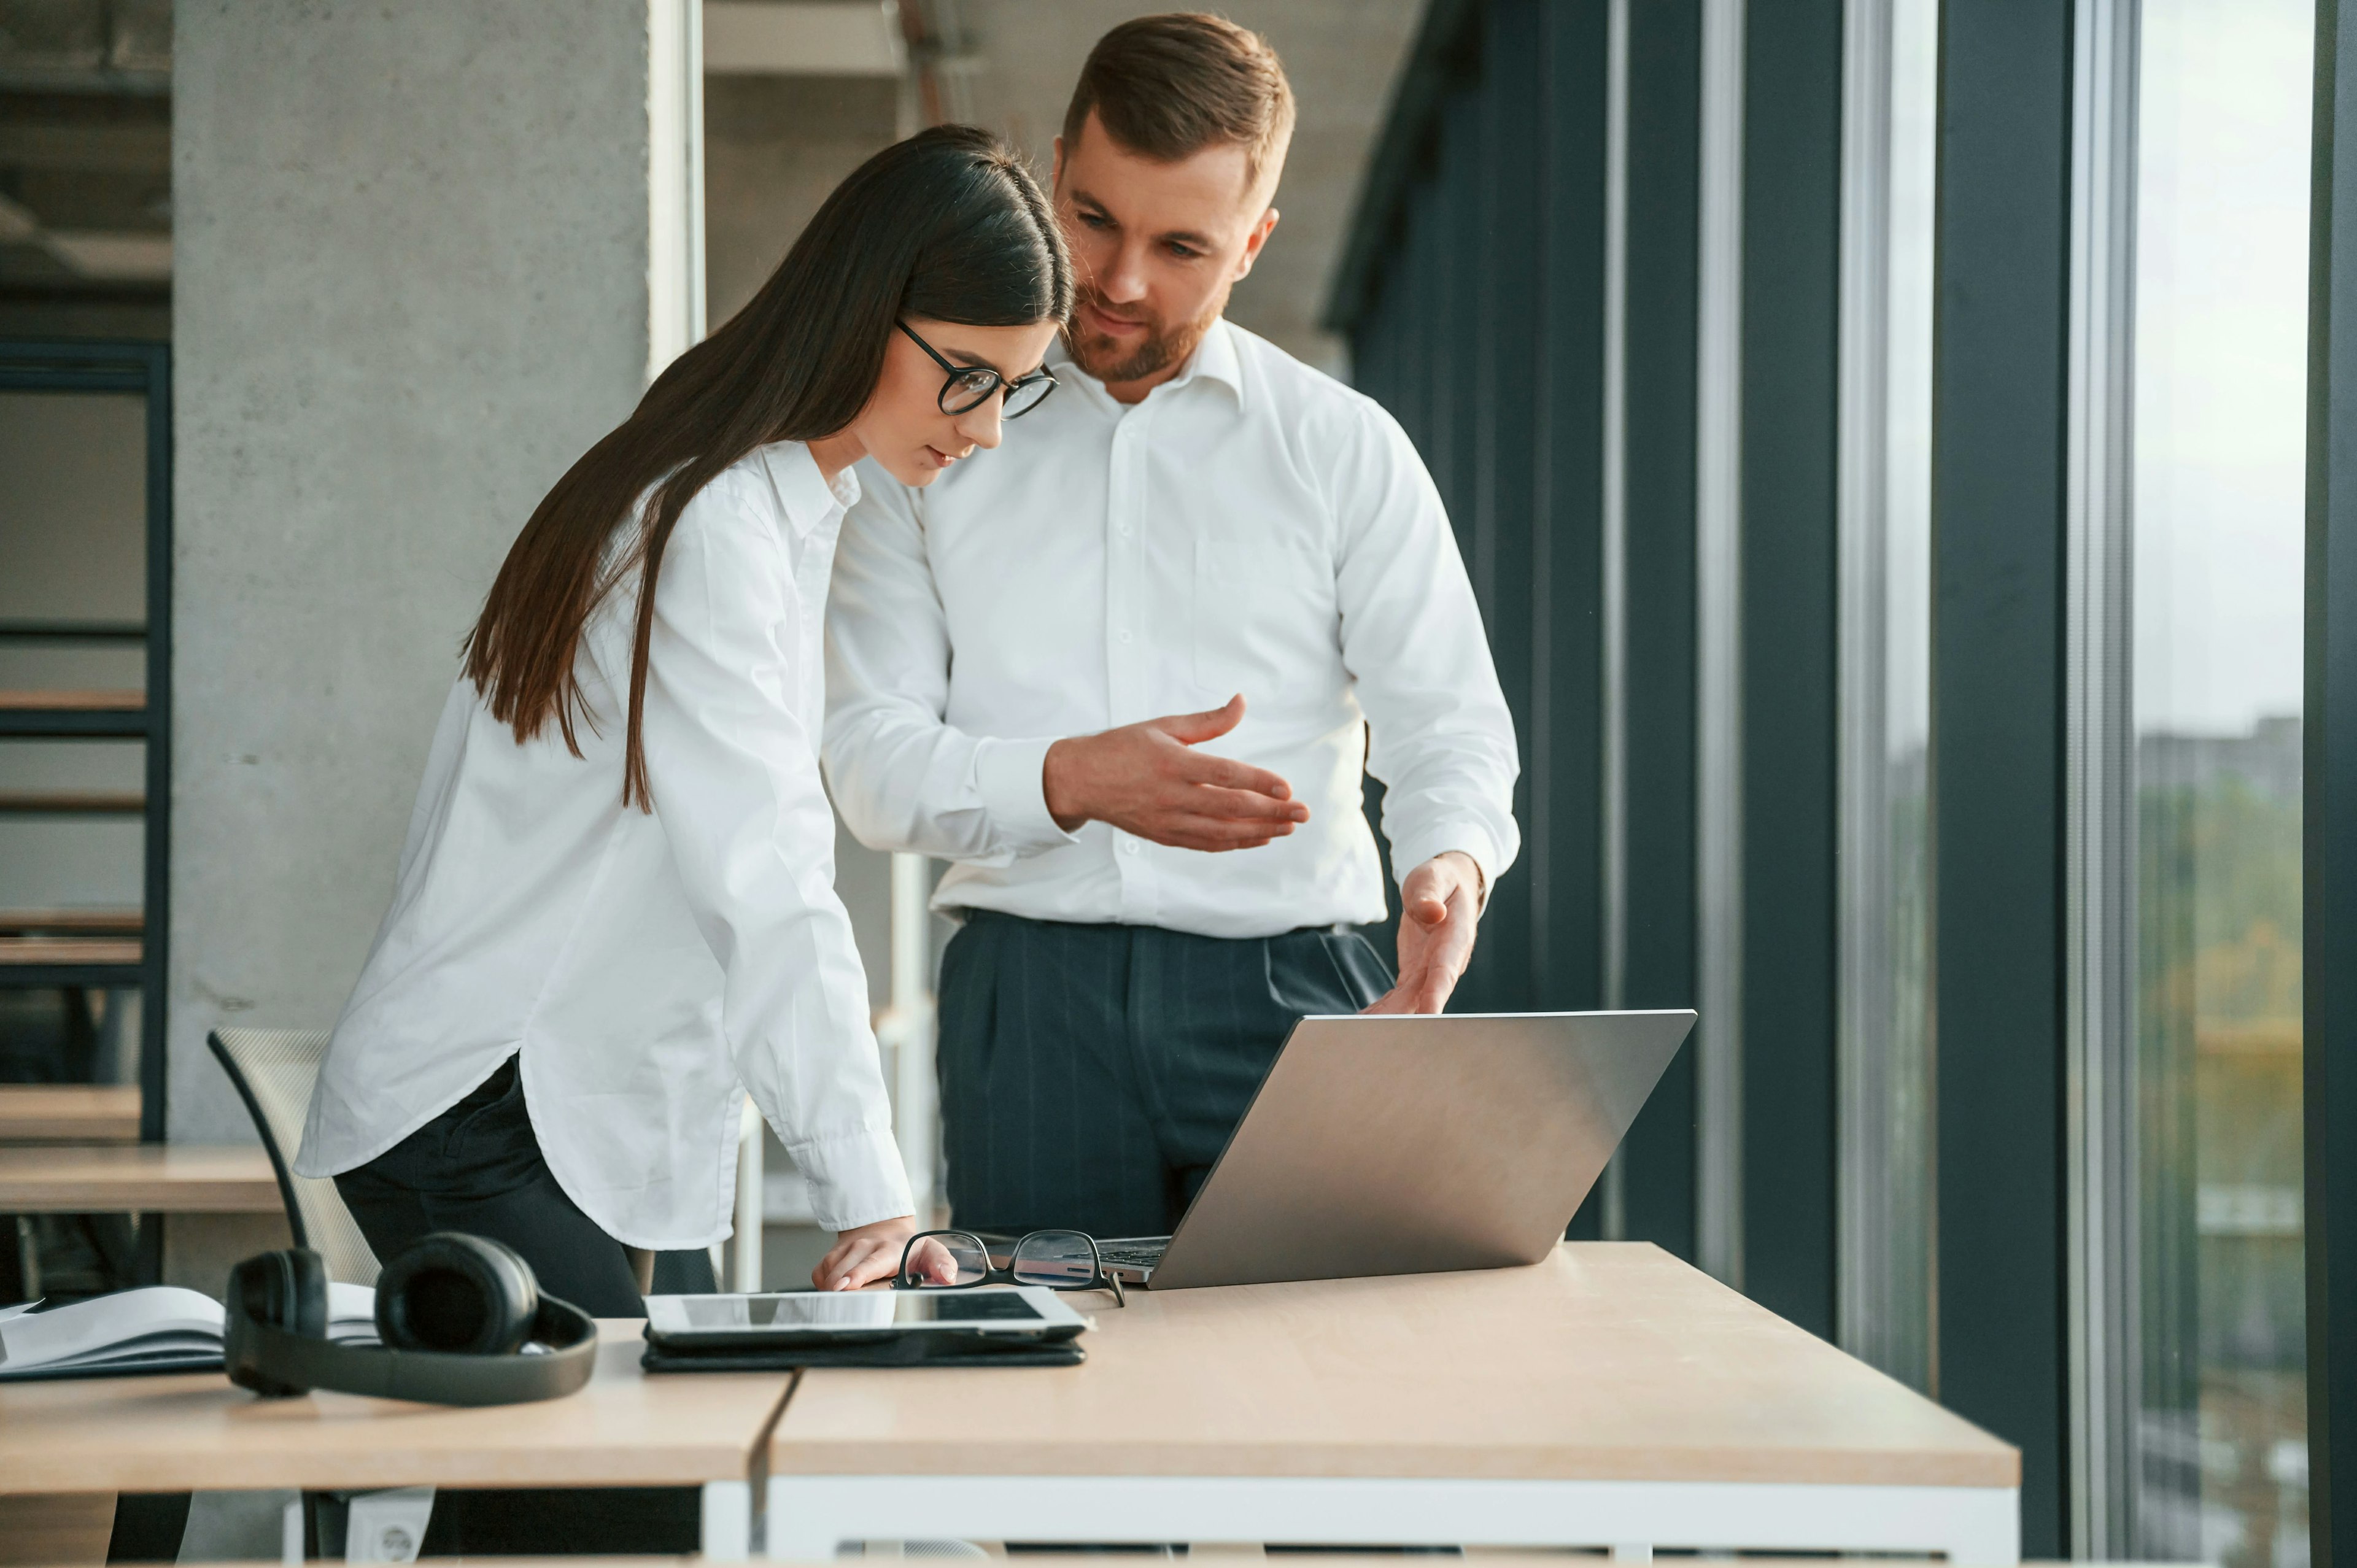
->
xmin=0 ymin=1282 xmax=377 ymax=1381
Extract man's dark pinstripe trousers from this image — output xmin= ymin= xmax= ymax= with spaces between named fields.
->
xmin=935 ymin=910 xmax=1394 ymax=1238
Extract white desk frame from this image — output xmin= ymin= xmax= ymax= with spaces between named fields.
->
xmin=205 ymin=1478 xmax=757 ymax=1565
xmin=762 ymin=1473 xmax=2021 ymax=1563
xmin=705 ymin=1481 xmax=756 ymax=1561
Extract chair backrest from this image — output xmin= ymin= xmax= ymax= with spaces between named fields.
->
xmin=206 ymin=1027 xmax=380 ymax=1286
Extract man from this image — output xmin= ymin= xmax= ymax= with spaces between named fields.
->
xmin=824 ymin=13 xmax=1519 ymax=1240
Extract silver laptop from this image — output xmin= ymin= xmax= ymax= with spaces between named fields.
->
xmin=1089 ymin=1009 xmax=1695 ymax=1290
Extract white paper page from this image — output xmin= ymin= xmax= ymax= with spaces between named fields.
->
xmin=0 ymin=1286 xmax=225 ymax=1372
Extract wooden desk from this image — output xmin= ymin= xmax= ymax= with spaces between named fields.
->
xmin=0 ymin=1144 xmax=281 ymax=1212
xmin=766 ymin=1244 xmax=2020 ymax=1562
xmin=0 ymin=1086 xmax=141 ymax=1145
xmin=0 ymin=1323 xmax=787 ymax=1560
xmin=0 ymin=909 xmax=144 ymax=936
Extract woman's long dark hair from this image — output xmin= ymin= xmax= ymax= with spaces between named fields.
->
xmin=464 ymin=125 xmax=1072 ymax=808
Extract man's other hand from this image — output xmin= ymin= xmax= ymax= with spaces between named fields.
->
xmin=1042 ymin=695 xmax=1309 ymax=852
xmin=1365 ymin=851 xmax=1485 ymax=1015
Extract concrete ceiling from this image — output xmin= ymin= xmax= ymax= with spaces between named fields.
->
xmin=0 ymin=0 xmax=1428 ymax=363
xmin=934 ymin=1 xmax=1426 ymax=376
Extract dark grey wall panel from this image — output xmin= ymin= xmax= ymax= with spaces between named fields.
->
xmin=1617 ymin=0 xmax=1703 ymax=1262
xmin=1930 ymin=0 xmax=2075 ymax=1553
xmin=1469 ymin=0 xmax=1542 ymax=1017
xmin=1736 ymin=0 xmax=1842 ymax=1341
xmin=1535 ymin=0 xmax=1608 ymax=1020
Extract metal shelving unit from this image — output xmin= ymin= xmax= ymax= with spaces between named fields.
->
xmin=0 ymin=341 xmax=171 ymax=1146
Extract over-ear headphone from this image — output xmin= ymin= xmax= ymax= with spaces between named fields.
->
xmin=225 ymin=1233 xmax=598 ymax=1407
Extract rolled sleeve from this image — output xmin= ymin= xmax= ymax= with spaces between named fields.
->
xmin=791 ymin=1122 xmax=915 ymax=1233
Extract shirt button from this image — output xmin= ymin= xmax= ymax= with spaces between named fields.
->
xmin=1118 ymin=629 xmax=1134 ymax=644
xmin=1121 ymin=840 xmax=1140 ymax=855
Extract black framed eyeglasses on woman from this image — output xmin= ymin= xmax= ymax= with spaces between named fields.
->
xmin=898 ymin=322 xmax=1059 ymax=419
xmin=894 ymin=1227 xmax=1124 ymax=1306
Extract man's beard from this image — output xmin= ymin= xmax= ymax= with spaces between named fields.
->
xmin=1063 ymin=285 xmax=1225 ymax=386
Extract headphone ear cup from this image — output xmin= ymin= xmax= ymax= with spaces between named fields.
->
xmin=225 ymin=1248 xmax=329 ymax=1397
xmin=280 ymin=1247 xmax=329 ymax=1338
xmin=376 ymin=1232 xmax=540 ymax=1356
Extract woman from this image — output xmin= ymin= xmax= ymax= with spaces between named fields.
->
xmin=294 ymin=126 xmax=1072 ymax=1312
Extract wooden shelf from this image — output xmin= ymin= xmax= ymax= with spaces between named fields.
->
xmin=0 ymin=908 xmax=141 ymax=936
xmin=0 ymin=690 xmax=145 ymax=711
xmin=0 ymin=1084 xmax=140 ymax=1143
xmin=0 ymin=938 xmax=141 ymax=966
xmin=4 ymin=340 xmax=172 ymax=1150
xmin=0 ymin=1142 xmax=281 ymax=1213
xmin=0 ymin=931 xmax=144 ymax=987
xmin=0 ymin=790 xmax=144 ymax=814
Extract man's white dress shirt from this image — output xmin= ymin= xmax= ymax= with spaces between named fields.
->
xmin=824 ymin=319 xmax=1520 ymax=940
xmin=298 ymin=442 xmax=911 ymax=1249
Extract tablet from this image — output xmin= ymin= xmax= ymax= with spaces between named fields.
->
xmin=642 ymin=1286 xmax=1088 ymax=1348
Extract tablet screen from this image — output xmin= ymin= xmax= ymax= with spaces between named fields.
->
xmin=652 ymin=1290 xmax=1046 ymax=1333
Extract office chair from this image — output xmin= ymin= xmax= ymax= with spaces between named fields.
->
xmin=207 ymin=1027 xmax=381 ymax=1286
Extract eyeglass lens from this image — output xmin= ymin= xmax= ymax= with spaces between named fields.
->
xmin=1001 ymin=376 xmax=1054 ymax=418
xmin=940 ymin=369 xmax=1001 ymax=415
xmin=1007 ymin=1229 xmax=1100 ymax=1288
xmin=899 ymin=1230 xmax=989 ymax=1288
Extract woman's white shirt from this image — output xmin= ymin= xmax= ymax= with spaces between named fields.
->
xmin=294 ymin=441 xmax=911 ymax=1249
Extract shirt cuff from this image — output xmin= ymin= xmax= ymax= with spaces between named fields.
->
xmin=789 ymin=1122 xmax=915 ymax=1233
xmin=1387 ymin=825 xmax=1505 ymax=903
xmin=972 ymin=735 xmax=1078 ymax=855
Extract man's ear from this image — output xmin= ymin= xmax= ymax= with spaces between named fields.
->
xmin=1234 ymin=207 xmax=1282 ymax=281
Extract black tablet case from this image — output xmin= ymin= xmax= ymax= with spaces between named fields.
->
xmin=641 ymin=1330 xmax=1083 ymax=1373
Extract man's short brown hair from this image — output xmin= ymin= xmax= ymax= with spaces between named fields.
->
xmin=1061 ymin=13 xmax=1296 ymax=194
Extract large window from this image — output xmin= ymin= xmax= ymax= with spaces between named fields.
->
xmin=2131 ymin=1 xmax=2312 ymax=1559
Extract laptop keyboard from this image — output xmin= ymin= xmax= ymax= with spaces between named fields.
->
xmin=1094 ymin=1238 xmax=1171 ymax=1269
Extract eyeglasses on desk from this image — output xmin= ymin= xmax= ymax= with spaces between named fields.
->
xmin=894 ymin=1227 xmax=1126 ymax=1307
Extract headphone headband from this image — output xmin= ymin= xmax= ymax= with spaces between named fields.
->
xmin=225 ymin=1243 xmax=600 ymax=1407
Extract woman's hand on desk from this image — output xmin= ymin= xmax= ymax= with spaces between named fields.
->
xmin=813 ymin=1215 xmax=925 ymax=1290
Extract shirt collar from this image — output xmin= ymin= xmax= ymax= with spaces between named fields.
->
xmin=760 ymin=441 xmax=859 ymax=537
xmin=1051 ymin=316 xmax=1248 ymax=414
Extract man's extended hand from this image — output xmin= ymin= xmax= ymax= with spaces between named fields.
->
xmin=1365 ymin=851 xmax=1485 ymax=1015
xmin=1042 ymin=695 xmax=1309 ymax=852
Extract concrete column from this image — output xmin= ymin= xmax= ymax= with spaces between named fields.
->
xmin=169 ymin=1 xmax=697 ymax=1141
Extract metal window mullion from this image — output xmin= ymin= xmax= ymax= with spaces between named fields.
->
xmin=1835 ymin=0 xmax=1900 ymax=1382
xmin=1599 ymin=0 xmax=1633 ymax=1242
xmin=2062 ymin=0 xmax=2142 ymax=1554
xmin=141 ymin=344 xmax=171 ymax=1152
xmin=1695 ymin=0 xmax=1747 ymax=1289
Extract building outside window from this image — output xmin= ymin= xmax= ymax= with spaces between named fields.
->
xmin=2132 ymin=1 xmax=2312 ymax=1559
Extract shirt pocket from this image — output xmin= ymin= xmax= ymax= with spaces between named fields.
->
xmin=1191 ymin=536 xmax=1335 ymax=703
